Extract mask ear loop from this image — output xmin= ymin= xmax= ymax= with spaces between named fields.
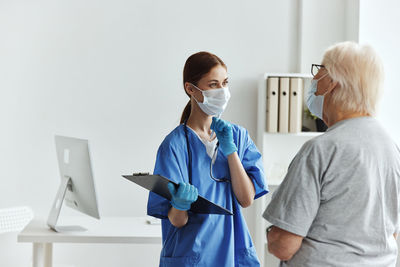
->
xmin=189 ymin=83 xmax=204 ymax=104
xmin=313 ymin=73 xmax=330 ymax=96
xmin=316 ymin=72 xmax=329 ymax=82
xmin=321 ymin=73 xmax=336 ymax=98
xmin=190 ymin=83 xmax=203 ymax=92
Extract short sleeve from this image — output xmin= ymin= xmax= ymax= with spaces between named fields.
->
xmin=147 ymin=142 xmax=186 ymax=219
xmin=262 ymin=142 xmax=321 ymax=237
xmin=242 ymin=130 xmax=268 ymax=199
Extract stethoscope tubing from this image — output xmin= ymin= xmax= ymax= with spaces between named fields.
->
xmin=183 ymin=121 xmax=229 ymax=184
xmin=183 ymin=120 xmax=235 ymax=215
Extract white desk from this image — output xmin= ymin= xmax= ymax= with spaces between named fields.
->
xmin=17 ymin=217 xmax=162 ymax=267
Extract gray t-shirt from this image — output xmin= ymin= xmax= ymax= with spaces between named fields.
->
xmin=263 ymin=117 xmax=400 ymax=267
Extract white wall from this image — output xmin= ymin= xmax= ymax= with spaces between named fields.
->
xmin=359 ymin=0 xmax=400 ymax=146
xmin=298 ymin=0 xmax=359 ymax=73
xmin=0 ymin=0 xmax=300 ymax=266
xmin=359 ymin=2 xmax=400 ymax=265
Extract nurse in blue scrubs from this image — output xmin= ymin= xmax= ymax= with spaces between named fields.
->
xmin=147 ymin=51 xmax=268 ymax=267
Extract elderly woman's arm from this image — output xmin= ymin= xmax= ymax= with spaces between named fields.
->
xmin=267 ymin=226 xmax=303 ymax=261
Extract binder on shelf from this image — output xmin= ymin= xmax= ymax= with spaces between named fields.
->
xmin=289 ymin=78 xmax=304 ymax=133
xmin=278 ymin=77 xmax=289 ymax=133
xmin=266 ymin=78 xmax=279 ymax=133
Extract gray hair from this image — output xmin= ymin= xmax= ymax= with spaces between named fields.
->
xmin=322 ymin=41 xmax=384 ymax=116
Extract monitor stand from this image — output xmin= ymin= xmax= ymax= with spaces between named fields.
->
xmin=47 ymin=176 xmax=87 ymax=232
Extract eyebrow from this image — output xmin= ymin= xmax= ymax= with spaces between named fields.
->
xmin=207 ymin=78 xmax=228 ymax=82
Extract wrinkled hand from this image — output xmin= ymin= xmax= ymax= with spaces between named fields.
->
xmin=167 ymin=182 xmax=198 ymax=211
xmin=210 ymin=117 xmax=237 ymax=156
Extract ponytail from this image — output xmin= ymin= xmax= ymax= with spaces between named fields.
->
xmin=180 ymin=100 xmax=191 ymax=124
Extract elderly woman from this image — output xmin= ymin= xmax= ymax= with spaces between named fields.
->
xmin=263 ymin=41 xmax=400 ymax=266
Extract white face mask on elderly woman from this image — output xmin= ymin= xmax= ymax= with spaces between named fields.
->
xmin=306 ymin=74 xmax=328 ymax=120
xmin=191 ymin=83 xmax=231 ymax=116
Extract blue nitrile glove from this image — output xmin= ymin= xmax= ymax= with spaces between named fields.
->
xmin=167 ymin=182 xmax=198 ymax=211
xmin=210 ymin=117 xmax=238 ymax=156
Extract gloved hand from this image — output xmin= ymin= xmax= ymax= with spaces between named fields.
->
xmin=167 ymin=182 xmax=198 ymax=211
xmin=210 ymin=117 xmax=237 ymax=156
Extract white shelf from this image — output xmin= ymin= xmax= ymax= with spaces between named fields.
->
xmin=261 ymin=73 xmax=313 ymax=79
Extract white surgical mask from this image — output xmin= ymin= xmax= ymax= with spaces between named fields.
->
xmin=191 ymin=83 xmax=231 ymax=116
xmin=306 ymin=74 xmax=328 ymax=120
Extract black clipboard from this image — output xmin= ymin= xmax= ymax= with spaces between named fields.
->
xmin=122 ymin=173 xmax=233 ymax=215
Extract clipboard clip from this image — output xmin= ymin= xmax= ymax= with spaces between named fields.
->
xmin=132 ymin=172 xmax=151 ymax=176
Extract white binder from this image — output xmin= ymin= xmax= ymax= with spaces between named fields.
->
xmin=266 ymin=78 xmax=279 ymax=133
xmin=278 ymin=78 xmax=289 ymax=133
xmin=289 ymin=78 xmax=304 ymax=133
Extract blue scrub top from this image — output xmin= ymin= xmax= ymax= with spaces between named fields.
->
xmin=147 ymin=123 xmax=268 ymax=267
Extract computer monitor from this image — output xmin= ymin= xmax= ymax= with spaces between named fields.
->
xmin=47 ymin=135 xmax=100 ymax=232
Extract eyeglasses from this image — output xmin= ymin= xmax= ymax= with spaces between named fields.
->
xmin=311 ymin=64 xmax=325 ymax=77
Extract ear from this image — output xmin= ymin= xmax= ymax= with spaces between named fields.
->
xmin=327 ymin=80 xmax=338 ymax=94
xmin=184 ymin=82 xmax=195 ymax=96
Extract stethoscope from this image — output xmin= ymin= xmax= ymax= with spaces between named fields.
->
xmin=184 ymin=120 xmax=230 ymax=184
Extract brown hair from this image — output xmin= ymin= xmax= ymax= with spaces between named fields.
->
xmin=180 ymin=51 xmax=227 ymax=124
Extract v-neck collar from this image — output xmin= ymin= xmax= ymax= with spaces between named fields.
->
xmin=185 ymin=124 xmax=218 ymax=145
xmin=184 ymin=124 xmax=219 ymax=161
